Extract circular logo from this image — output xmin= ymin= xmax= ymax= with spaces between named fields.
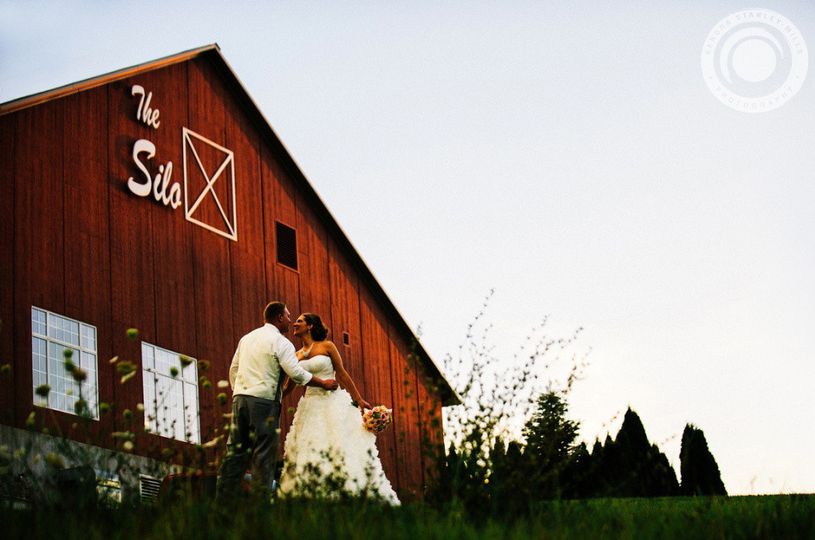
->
xmin=701 ymin=9 xmax=808 ymax=113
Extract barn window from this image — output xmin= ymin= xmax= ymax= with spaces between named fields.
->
xmin=31 ymin=307 xmax=99 ymax=419
xmin=343 ymin=332 xmax=350 ymax=346
xmin=96 ymin=470 xmax=122 ymax=504
xmin=276 ymin=221 xmax=298 ymax=270
xmin=141 ymin=343 xmax=200 ymax=444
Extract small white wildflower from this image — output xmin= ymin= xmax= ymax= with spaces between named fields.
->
xmin=201 ymin=435 xmax=223 ymax=448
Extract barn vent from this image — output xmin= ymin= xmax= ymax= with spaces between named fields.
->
xmin=139 ymin=475 xmax=162 ymax=504
xmin=276 ymin=222 xmax=298 ymax=270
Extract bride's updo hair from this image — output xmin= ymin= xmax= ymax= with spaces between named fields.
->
xmin=302 ymin=313 xmax=329 ymax=341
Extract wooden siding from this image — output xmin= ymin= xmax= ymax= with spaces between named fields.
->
xmin=12 ymin=101 xmax=66 ymax=431
xmin=358 ymin=290 xmax=399 ymax=489
xmin=62 ymin=87 xmax=114 ymax=441
xmin=0 ymin=56 xmax=446 ymax=498
xmin=0 ymin=107 xmax=15 ymax=426
xmin=388 ymin=331 xmax=423 ymax=501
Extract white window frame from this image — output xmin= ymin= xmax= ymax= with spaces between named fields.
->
xmin=141 ymin=342 xmax=200 ymax=444
xmin=31 ymin=306 xmax=99 ymax=420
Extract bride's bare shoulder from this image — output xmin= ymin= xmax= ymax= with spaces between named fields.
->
xmin=317 ymin=340 xmax=338 ymax=353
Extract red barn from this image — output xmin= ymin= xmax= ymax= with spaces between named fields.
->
xmin=0 ymin=44 xmax=457 ymax=502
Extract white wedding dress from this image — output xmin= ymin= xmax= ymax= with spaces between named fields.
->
xmin=278 ymin=354 xmax=400 ymax=504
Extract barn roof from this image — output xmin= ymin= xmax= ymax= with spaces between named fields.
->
xmin=0 ymin=44 xmax=460 ymax=406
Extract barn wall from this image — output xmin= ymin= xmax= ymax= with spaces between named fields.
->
xmin=0 ymin=56 xmax=445 ymax=498
xmin=0 ymin=98 xmax=16 ymax=427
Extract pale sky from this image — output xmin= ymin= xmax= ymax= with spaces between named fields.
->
xmin=2 ymin=1 xmax=813 ymax=495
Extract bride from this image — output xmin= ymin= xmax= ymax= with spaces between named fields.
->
xmin=277 ymin=312 xmax=400 ymax=504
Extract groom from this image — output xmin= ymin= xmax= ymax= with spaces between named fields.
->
xmin=216 ymin=301 xmax=339 ymax=498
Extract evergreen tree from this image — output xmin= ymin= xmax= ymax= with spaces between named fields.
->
xmin=616 ymin=409 xmax=679 ymax=496
xmin=590 ymin=408 xmax=679 ymax=497
xmin=644 ymin=443 xmax=680 ymax=496
xmin=614 ymin=408 xmax=652 ymax=496
xmin=596 ymin=433 xmax=619 ymax=497
xmin=562 ymin=441 xmax=592 ymax=498
xmin=591 ymin=438 xmax=604 ymax=458
xmin=522 ymin=391 xmax=580 ymax=498
xmin=616 ymin=408 xmax=650 ymax=453
xmin=680 ymin=424 xmax=727 ymax=496
xmin=488 ymin=440 xmax=530 ymax=514
xmin=584 ymin=438 xmax=607 ymax=496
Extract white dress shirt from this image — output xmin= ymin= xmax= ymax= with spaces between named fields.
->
xmin=229 ymin=323 xmax=313 ymax=401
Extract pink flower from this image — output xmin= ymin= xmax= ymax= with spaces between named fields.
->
xmin=362 ymin=405 xmax=393 ymax=433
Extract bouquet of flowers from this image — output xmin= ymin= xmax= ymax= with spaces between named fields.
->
xmin=362 ymin=405 xmax=393 ymax=433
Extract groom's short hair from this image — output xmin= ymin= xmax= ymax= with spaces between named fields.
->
xmin=264 ymin=301 xmax=287 ymax=323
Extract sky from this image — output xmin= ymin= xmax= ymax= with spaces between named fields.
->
xmin=1 ymin=1 xmax=813 ymax=495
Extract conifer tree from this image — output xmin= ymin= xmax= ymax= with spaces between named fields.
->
xmin=562 ymin=441 xmax=592 ymax=498
xmin=616 ymin=408 xmax=650 ymax=454
xmin=592 ymin=408 xmax=679 ymax=497
xmin=488 ymin=440 xmax=529 ymax=514
xmin=522 ymin=391 xmax=579 ymax=498
xmin=585 ymin=438 xmax=606 ymax=496
xmin=614 ymin=408 xmax=652 ymax=496
xmin=680 ymin=424 xmax=727 ymax=496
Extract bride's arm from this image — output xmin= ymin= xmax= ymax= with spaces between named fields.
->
xmin=280 ymin=376 xmax=293 ymax=399
xmin=326 ymin=342 xmax=371 ymax=410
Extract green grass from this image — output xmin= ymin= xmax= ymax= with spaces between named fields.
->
xmin=3 ymin=495 xmax=814 ymax=539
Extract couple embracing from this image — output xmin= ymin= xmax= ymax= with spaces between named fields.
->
xmin=216 ymin=301 xmax=399 ymax=504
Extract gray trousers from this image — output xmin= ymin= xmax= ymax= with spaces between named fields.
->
xmin=216 ymin=394 xmax=281 ymax=498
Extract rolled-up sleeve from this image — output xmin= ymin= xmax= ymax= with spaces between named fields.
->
xmin=277 ymin=341 xmax=313 ymax=385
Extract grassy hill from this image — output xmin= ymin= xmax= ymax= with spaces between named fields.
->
xmin=3 ymin=494 xmax=814 ymax=539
